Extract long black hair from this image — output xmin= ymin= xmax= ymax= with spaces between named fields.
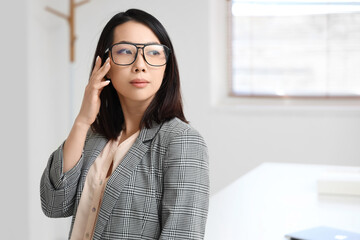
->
xmin=90 ymin=9 xmax=187 ymax=140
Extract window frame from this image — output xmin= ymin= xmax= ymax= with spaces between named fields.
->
xmin=227 ymin=0 xmax=360 ymax=99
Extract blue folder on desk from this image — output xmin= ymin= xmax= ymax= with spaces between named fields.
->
xmin=285 ymin=226 xmax=360 ymax=240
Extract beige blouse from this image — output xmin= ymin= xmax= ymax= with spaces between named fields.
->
xmin=70 ymin=131 xmax=140 ymax=240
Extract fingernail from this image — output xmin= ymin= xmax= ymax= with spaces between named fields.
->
xmin=96 ymin=56 xmax=99 ymax=61
xmin=105 ymin=62 xmax=110 ymax=67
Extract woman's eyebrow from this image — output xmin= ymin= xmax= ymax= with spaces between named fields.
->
xmin=115 ymin=41 xmax=160 ymax=45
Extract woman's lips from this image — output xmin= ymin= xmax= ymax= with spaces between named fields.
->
xmin=130 ymin=79 xmax=149 ymax=88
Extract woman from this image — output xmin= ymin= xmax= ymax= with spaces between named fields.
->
xmin=40 ymin=8 xmax=209 ymax=240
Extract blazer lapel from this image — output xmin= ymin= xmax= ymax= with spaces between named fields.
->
xmin=93 ymin=122 xmax=162 ymax=239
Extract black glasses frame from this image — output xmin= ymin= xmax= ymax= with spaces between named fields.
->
xmin=104 ymin=42 xmax=171 ymax=67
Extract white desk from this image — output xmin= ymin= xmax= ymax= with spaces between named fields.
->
xmin=205 ymin=163 xmax=360 ymax=240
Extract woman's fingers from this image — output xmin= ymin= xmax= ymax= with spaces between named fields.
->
xmin=97 ymin=80 xmax=111 ymax=90
xmin=91 ymin=56 xmax=102 ymax=75
xmin=91 ymin=57 xmax=111 ymax=83
xmin=98 ymin=59 xmax=111 ymax=80
xmin=76 ymin=57 xmax=112 ymax=127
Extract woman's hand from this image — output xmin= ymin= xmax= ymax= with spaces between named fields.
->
xmin=76 ymin=56 xmax=111 ymax=127
xmin=62 ymin=56 xmax=111 ymax=173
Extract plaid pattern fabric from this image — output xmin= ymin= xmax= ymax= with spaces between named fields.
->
xmin=40 ymin=118 xmax=209 ymax=240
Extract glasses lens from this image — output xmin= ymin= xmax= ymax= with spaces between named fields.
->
xmin=111 ymin=43 xmax=170 ymax=66
xmin=111 ymin=44 xmax=137 ymax=65
xmin=144 ymin=44 xmax=169 ymax=66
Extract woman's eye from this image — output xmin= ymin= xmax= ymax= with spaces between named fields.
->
xmin=147 ymin=50 xmax=161 ymax=56
xmin=116 ymin=49 xmax=132 ymax=55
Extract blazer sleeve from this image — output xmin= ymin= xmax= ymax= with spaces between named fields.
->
xmin=40 ymin=134 xmax=88 ymax=218
xmin=160 ymin=127 xmax=210 ymax=240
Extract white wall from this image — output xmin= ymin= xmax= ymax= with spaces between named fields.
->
xmin=28 ymin=0 xmax=72 ymax=239
xmin=14 ymin=0 xmax=360 ymax=239
xmin=0 ymin=0 xmax=29 ymax=239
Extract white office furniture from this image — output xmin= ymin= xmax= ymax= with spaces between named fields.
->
xmin=205 ymin=163 xmax=360 ymax=240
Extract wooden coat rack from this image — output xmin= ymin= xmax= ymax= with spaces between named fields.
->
xmin=46 ymin=0 xmax=90 ymax=62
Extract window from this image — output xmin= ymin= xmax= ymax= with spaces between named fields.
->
xmin=230 ymin=0 xmax=360 ymax=97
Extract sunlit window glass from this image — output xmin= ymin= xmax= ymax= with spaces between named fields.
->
xmin=231 ymin=0 xmax=360 ymax=97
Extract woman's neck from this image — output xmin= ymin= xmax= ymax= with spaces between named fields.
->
xmin=118 ymin=96 xmax=152 ymax=142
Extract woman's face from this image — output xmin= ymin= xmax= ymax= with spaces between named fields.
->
xmin=107 ymin=21 xmax=166 ymax=106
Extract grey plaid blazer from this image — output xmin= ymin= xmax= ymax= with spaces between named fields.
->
xmin=40 ymin=118 xmax=209 ymax=240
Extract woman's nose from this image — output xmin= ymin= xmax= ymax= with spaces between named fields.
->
xmin=132 ymin=49 xmax=147 ymax=73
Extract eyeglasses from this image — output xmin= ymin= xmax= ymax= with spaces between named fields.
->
xmin=105 ymin=42 xmax=171 ymax=67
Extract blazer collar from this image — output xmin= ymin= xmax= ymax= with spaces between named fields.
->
xmin=93 ymin=121 xmax=163 ymax=239
xmin=138 ymin=121 xmax=163 ymax=142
